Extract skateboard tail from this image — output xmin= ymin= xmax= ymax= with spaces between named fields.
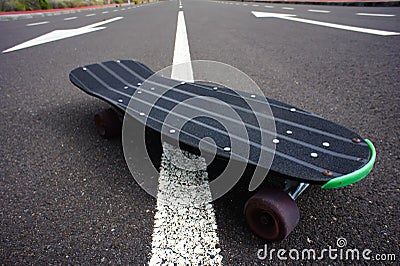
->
xmin=321 ymin=139 xmax=376 ymax=189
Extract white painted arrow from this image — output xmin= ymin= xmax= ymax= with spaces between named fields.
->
xmin=252 ymin=11 xmax=296 ymax=18
xmin=252 ymin=11 xmax=400 ymax=36
xmin=2 ymin=17 xmax=123 ymax=53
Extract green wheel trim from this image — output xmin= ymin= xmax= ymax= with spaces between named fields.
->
xmin=322 ymin=139 xmax=376 ymax=189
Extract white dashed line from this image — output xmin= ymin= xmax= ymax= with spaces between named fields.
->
xmin=282 ymin=7 xmax=294 ymax=10
xmin=264 ymin=5 xmax=274 ymax=8
xmin=26 ymin=21 xmax=49 ymax=26
xmin=171 ymin=10 xmax=193 ymax=82
xmin=149 ymin=6 xmax=222 ymax=265
xmin=252 ymin=4 xmax=259 ymax=7
xmin=356 ymin=13 xmax=395 ymax=17
xmin=102 ymin=11 xmax=109 ymax=14
xmin=149 ymin=145 xmax=222 ymax=265
xmin=113 ymin=9 xmax=118 ymax=12
xmin=86 ymin=13 xmax=96 ymax=17
xmin=308 ymin=9 xmax=331 ymax=13
xmin=63 ymin=16 xmax=77 ymax=21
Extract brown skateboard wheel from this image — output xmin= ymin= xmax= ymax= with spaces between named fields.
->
xmin=244 ymin=187 xmax=300 ymax=241
xmin=94 ymin=108 xmax=121 ymax=139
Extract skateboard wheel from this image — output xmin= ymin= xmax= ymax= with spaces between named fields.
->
xmin=244 ymin=187 xmax=299 ymax=241
xmin=94 ymin=108 xmax=121 ymax=139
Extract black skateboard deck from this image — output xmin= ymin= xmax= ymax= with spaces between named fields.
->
xmin=70 ymin=60 xmax=375 ymax=189
xmin=70 ymin=60 xmax=376 ymax=241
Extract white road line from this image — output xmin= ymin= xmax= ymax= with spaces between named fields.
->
xmin=113 ymin=9 xmax=118 ymax=12
xmin=308 ymin=9 xmax=331 ymax=13
xmin=149 ymin=8 xmax=222 ymax=266
xmin=64 ymin=16 xmax=77 ymax=21
xmin=26 ymin=21 xmax=49 ymax=26
xmin=252 ymin=12 xmax=296 ymax=18
xmin=102 ymin=11 xmax=109 ymax=14
xmin=149 ymin=146 xmax=222 ymax=265
xmin=252 ymin=11 xmax=400 ymax=36
xmin=282 ymin=7 xmax=294 ymax=10
xmin=356 ymin=13 xmax=395 ymax=17
xmin=252 ymin=4 xmax=259 ymax=7
xmin=86 ymin=13 xmax=96 ymax=17
xmin=264 ymin=5 xmax=274 ymax=8
xmin=171 ymin=11 xmax=193 ymax=82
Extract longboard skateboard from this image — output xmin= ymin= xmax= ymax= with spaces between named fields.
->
xmin=70 ymin=60 xmax=376 ymax=241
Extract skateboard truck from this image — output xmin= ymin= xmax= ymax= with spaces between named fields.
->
xmin=289 ymin=182 xmax=310 ymax=200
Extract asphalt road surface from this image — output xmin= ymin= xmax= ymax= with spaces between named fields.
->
xmin=1 ymin=0 xmax=399 ymax=264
